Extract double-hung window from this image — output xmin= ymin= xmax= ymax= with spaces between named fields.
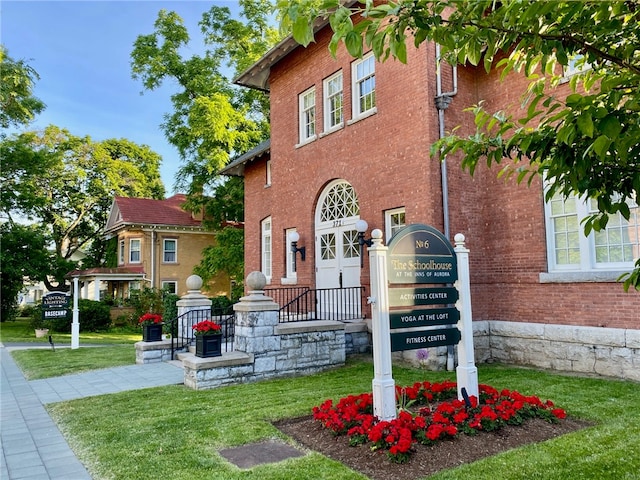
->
xmin=261 ymin=217 xmax=272 ymax=282
xmin=163 ymin=239 xmax=177 ymax=263
xmin=545 ymin=191 xmax=639 ymax=276
xmin=119 ymin=240 xmax=125 ymax=265
xmin=129 ymin=239 xmax=141 ymax=263
xmin=351 ymin=53 xmax=376 ymax=119
xmin=299 ymin=87 xmax=316 ymax=144
xmin=323 ymin=71 xmax=343 ymax=132
xmin=385 ymin=208 xmax=406 ymax=242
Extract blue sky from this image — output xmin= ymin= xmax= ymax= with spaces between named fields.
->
xmin=2 ymin=1 xmax=241 ymax=195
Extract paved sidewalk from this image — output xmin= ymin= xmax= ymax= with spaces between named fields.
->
xmin=1 ymin=345 xmax=184 ymax=479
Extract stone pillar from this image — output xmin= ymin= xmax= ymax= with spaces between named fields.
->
xmin=176 ymin=275 xmax=212 ymax=338
xmin=233 ymin=271 xmax=280 ymax=354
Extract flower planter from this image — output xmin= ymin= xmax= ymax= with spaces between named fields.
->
xmin=35 ymin=328 xmax=49 ymax=338
xmin=195 ymin=334 xmax=222 ymax=358
xmin=142 ymin=323 xmax=163 ymax=342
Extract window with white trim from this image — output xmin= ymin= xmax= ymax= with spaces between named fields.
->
xmin=266 ymin=159 xmax=271 ymax=187
xmin=163 ymin=239 xmax=177 ymax=263
xmin=261 ymin=217 xmax=272 ymax=281
xmin=323 ymin=71 xmax=343 ymax=132
xmin=385 ymin=207 xmax=406 ymax=242
xmin=298 ymin=87 xmax=316 ymax=143
xmin=285 ymin=228 xmax=297 ymax=280
xmin=162 ymin=281 xmax=177 ymax=294
xmin=119 ymin=240 xmax=125 ymax=265
xmin=352 ymin=53 xmax=376 ymax=119
xmin=563 ymin=54 xmax=591 ymax=79
xmin=129 ymin=239 xmax=141 ymax=263
xmin=545 ymin=191 xmax=639 ymax=272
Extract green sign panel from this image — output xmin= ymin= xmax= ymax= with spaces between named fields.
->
xmin=41 ymin=291 xmax=70 ymax=321
xmin=391 ymin=328 xmax=461 ymax=352
xmin=388 ymin=287 xmax=459 ymax=307
xmin=387 ymin=224 xmax=457 ymax=284
xmin=389 ymin=307 xmax=460 ymax=329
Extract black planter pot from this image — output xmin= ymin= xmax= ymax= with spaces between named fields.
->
xmin=195 ymin=334 xmax=222 ymax=358
xmin=142 ymin=323 xmax=163 ymax=342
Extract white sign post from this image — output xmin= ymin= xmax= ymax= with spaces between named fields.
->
xmin=453 ymin=234 xmax=478 ymax=400
xmin=368 ymin=229 xmax=397 ymax=421
xmin=71 ymin=276 xmax=80 ymax=349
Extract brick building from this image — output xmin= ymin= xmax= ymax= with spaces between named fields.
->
xmin=222 ymin=21 xmax=640 ymax=379
xmin=70 ymin=194 xmax=230 ymax=301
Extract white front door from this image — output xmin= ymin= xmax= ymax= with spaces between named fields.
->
xmin=315 ymin=180 xmax=362 ymax=320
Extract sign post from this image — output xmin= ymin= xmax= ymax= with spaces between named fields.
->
xmin=368 ymin=229 xmax=396 ymax=421
xmin=71 ymin=276 xmax=80 ymax=349
xmin=453 ymin=234 xmax=478 ymax=399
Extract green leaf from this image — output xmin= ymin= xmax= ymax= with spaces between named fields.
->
xmin=292 ymin=16 xmax=314 ymax=46
xmin=599 ymin=115 xmax=623 ymax=139
xmin=592 ymin=135 xmax=612 ymax=159
xmin=345 ymin=31 xmax=363 ymax=58
xmin=576 ymin=112 xmax=594 ymax=138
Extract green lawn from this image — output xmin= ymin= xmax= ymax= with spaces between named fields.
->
xmin=0 ymin=317 xmax=140 ymax=344
xmin=46 ymin=360 xmax=640 ymax=480
xmin=11 ymin=345 xmax=136 ymax=380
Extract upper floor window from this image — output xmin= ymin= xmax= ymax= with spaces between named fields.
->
xmin=385 ymin=207 xmax=406 ymax=242
xmin=119 ymin=240 xmax=125 ymax=265
xmin=265 ymin=159 xmax=271 ymax=187
xmin=163 ymin=239 xmax=177 ymax=263
xmin=352 ymin=53 xmax=376 ymax=119
xmin=545 ymin=191 xmax=639 ymax=272
xmin=129 ymin=239 xmax=141 ymax=263
xmin=562 ymin=54 xmax=591 ymax=79
xmin=261 ymin=217 xmax=272 ymax=282
xmin=323 ymin=71 xmax=343 ymax=132
xmin=299 ymin=87 xmax=316 ymax=144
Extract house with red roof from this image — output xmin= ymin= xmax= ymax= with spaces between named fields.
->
xmin=69 ymin=194 xmax=229 ymax=302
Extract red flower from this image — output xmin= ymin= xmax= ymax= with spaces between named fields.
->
xmin=138 ymin=313 xmax=162 ymax=325
xmin=192 ymin=320 xmax=222 ymax=335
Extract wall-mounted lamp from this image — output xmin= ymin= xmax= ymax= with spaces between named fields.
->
xmin=355 ymin=219 xmax=373 ymax=268
xmin=289 ymin=231 xmax=306 ymax=272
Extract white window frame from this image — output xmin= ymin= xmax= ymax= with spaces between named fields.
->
xmin=323 ymin=71 xmax=343 ymax=133
xmin=561 ymin=54 xmax=592 ymax=81
xmin=543 ymin=191 xmax=639 ymax=279
xmin=163 ymin=238 xmax=177 ymax=263
xmin=350 ymin=53 xmax=376 ymax=121
xmin=265 ymin=159 xmax=271 ymax=187
xmin=283 ymin=228 xmax=298 ymax=284
xmin=298 ymin=87 xmax=316 ymax=145
xmin=385 ymin=207 xmax=406 ymax=242
xmin=129 ymin=239 xmax=141 ymax=263
xmin=161 ymin=281 xmax=177 ymax=294
xmin=261 ymin=217 xmax=272 ymax=283
xmin=119 ymin=240 xmax=125 ymax=265
xmin=128 ymin=281 xmax=141 ymax=297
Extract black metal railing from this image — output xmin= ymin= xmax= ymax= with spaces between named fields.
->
xmin=169 ymin=306 xmax=235 ymax=360
xmin=265 ymin=286 xmax=365 ymax=322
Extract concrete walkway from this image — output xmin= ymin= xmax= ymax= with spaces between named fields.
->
xmin=1 ymin=344 xmax=184 ymax=479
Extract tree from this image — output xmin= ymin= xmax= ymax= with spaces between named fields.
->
xmin=131 ymin=0 xmax=280 ymax=282
xmin=0 ymin=46 xmax=45 ymax=131
xmin=279 ymin=0 xmax=640 ymax=290
xmin=1 ymin=126 xmax=165 ymax=290
xmin=0 ymin=223 xmax=51 ymax=321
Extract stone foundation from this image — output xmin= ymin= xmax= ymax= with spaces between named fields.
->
xmin=473 ymin=321 xmax=640 ymax=382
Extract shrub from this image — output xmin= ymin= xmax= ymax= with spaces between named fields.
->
xmin=211 ymin=295 xmax=233 ymax=316
xmin=48 ymin=300 xmax=111 ymax=333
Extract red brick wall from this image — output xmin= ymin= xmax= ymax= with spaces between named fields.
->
xmin=241 ymin=25 xmax=640 ymax=329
